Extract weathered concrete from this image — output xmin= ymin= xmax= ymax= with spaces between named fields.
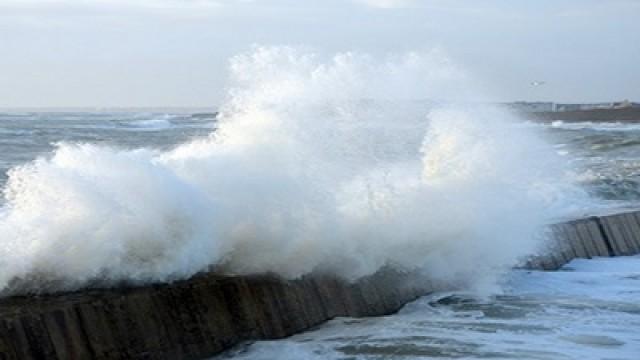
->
xmin=584 ymin=218 xmax=611 ymax=257
xmin=525 ymin=210 xmax=640 ymax=271
xmin=2 ymin=209 xmax=640 ymax=359
xmin=0 ymin=270 xmax=431 ymax=359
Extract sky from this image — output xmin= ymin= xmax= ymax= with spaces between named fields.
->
xmin=0 ymin=0 xmax=638 ymax=108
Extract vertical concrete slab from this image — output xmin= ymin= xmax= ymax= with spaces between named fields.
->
xmin=631 ymin=212 xmax=640 ymax=250
xmin=4 ymin=318 xmax=34 ymax=360
xmin=575 ymin=221 xmax=599 ymax=258
xmin=549 ymin=224 xmax=569 ymax=262
xmin=600 ymin=215 xmax=630 ymax=256
xmin=585 ymin=218 xmax=611 ymax=256
xmin=612 ymin=214 xmax=635 ymax=255
xmin=621 ymin=213 xmax=640 ymax=253
xmin=610 ymin=214 xmax=635 ymax=255
xmin=42 ymin=309 xmax=93 ymax=360
xmin=627 ymin=211 xmax=640 ymax=252
xmin=0 ymin=321 xmax=18 ymax=360
xmin=561 ymin=223 xmax=590 ymax=259
xmin=76 ymin=301 xmax=123 ymax=358
xmin=19 ymin=315 xmax=58 ymax=359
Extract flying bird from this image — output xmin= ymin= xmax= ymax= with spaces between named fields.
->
xmin=530 ymin=81 xmax=546 ymax=86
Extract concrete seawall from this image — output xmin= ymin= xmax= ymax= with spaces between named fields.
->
xmin=1 ymin=210 xmax=640 ymax=359
xmin=0 ymin=270 xmax=432 ymax=359
xmin=525 ymin=209 xmax=640 ymax=270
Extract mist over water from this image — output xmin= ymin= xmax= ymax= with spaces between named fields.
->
xmin=0 ymin=47 xmax=583 ymax=294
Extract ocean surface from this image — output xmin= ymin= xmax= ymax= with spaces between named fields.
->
xmin=1 ymin=112 xmax=639 ymax=359
xmin=0 ymin=111 xmax=216 ymax=189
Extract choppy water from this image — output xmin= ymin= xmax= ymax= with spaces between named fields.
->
xmin=0 ymin=111 xmax=215 ymax=189
xmin=1 ymin=112 xmax=640 ymax=359
xmin=544 ymin=120 xmax=640 ymax=206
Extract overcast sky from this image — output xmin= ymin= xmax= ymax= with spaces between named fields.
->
xmin=1 ymin=0 xmax=638 ymax=108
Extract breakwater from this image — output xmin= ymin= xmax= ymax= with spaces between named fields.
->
xmin=0 ymin=269 xmax=431 ymax=359
xmin=526 ymin=209 xmax=640 ymax=270
xmin=1 ymin=210 xmax=639 ymax=359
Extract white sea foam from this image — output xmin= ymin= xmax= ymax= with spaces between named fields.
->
xmin=0 ymin=47 xmax=587 ymax=293
xmin=126 ymin=118 xmax=173 ymax=130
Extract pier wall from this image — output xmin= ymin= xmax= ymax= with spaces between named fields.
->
xmin=525 ymin=210 xmax=640 ymax=270
xmin=0 ymin=270 xmax=430 ymax=359
xmin=1 ymin=210 xmax=639 ymax=359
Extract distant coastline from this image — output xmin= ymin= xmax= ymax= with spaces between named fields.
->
xmin=3 ymin=105 xmax=640 ymax=123
xmin=524 ymin=107 xmax=640 ymax=122
xmin=505 ymin=100 xmax=640 ymax=122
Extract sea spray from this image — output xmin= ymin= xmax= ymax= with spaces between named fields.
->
xmin=0 ymin=47 xmax=584 ymax=294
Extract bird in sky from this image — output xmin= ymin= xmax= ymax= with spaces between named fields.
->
xmin=530 ymin=81 xmax=546 ymax=86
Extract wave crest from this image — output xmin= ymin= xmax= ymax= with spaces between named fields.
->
xmin=0 ymin=47 xmax=584 ymax=294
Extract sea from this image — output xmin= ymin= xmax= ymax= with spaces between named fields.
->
xmin=0 ymin=111 xmax=639 ymax=359
xmin=0 ymin=111 xmax=216 ymax=189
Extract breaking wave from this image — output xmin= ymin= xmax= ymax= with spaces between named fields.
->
xmin=0 ymin=47 xmax=586 ymax=294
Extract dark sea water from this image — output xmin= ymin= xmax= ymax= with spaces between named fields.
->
xmin=0 ymin=111 xmax=215 ymax=189
xmin=1 ymin=112 xmax=639 ymax=359
xmin=544 ymin=120 xmax=640 ymax=205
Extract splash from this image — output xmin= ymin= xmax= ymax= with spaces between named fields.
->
xmin=0 ymin=47 xmax=584 ymax=294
